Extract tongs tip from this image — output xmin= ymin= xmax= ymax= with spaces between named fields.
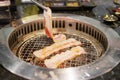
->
xmin=31 ymin=0 xmax=48 ymax=11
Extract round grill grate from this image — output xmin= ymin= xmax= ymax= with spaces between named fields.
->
xmin=16 ymin=33 xmax=101 ymax=68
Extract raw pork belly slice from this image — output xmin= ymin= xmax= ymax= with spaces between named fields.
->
xmin=44 ymin=7 xmax=66 ymax=43
xmin=44 ymin=7 xmax=53 ymax=39
xmin=44 ymin=46 xmax=86 ymax=68
xmin=33 ymin=38 xmax=81 ymax=60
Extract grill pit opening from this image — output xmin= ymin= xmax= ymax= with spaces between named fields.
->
xmin=8 ymin=17 xmax=108 ymax=68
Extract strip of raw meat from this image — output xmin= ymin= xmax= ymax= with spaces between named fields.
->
xmin=33 ymin=38 xmax=81 ymax=60
xmin=44 ymin=46 xmax=86 ymax=68
xmin=44 ymin=7 xmax=53 ymax=38
xmin=44 ymin=7 xmax=66 ymax=43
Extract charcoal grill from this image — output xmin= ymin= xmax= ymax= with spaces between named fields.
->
xmin=0 ymin=14 xmax=120 ymax=80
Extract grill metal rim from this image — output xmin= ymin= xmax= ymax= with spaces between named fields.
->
xmin=9 ymin=17 xmax=106 ymax=68
xmin=0 ymin=14 xmax=120 ymax=80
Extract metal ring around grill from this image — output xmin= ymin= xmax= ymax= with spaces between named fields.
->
xmin=9 ymin=16 xmax=106 ymax=69
xmin=0 ymin=14 xmax=120 ymax=80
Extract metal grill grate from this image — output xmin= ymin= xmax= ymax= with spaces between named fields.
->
xmin=16 ymin=33 xmax=100 ymax=68
xmin=9 ymin=17 xmax=107 ymax=69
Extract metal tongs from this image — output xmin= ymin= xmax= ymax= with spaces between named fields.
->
xmin=31 ymin=0 xmax=48 ymax=11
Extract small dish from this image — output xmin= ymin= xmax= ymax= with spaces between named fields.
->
xmin=115 ymin=11 xmax=120 ymax=18
xmin=103 ymin=14 xmax=118 ymax=22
